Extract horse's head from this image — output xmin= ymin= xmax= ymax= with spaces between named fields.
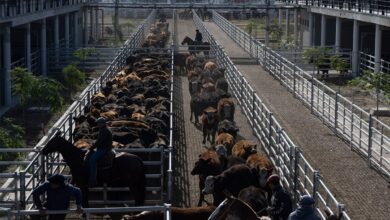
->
xmin=181 ymin=36 xmax=191 ymax=45
xmin=42 ymin=131 xmax=64 ymax=155
xmin=209 ymin=196 xmax=259 ymax=220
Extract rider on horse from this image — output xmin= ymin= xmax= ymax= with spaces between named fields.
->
xmin=88 ymin=117 xmax=113 ymax=186
xmin=195 ymin=29 xmax=203 ymax=44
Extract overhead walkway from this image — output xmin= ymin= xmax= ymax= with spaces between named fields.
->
xmin=203 ymin=20 xmax=390 ymax=220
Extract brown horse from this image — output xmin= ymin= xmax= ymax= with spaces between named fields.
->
xmin=181 ymin=36 xmax=210 ymax=56
xmin=42 ymin=134 xmax=146 ymax=208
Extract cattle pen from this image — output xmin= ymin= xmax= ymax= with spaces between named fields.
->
xmin=0 ymin=4 xmax=389 ymax=220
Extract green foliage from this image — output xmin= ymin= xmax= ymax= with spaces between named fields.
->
xmin=349 ymin=70 xmax=390 ymax=94
xmin=269 ymin=24 xmax=282 ymax=43
xmin=11 ymin=67 xmax=64 ymax=112
xmin=73 ymin=48 xmax=97 ymax=61
xmin=31 ymin=77 xmax=64 ymax=113
xmin=330 ymin=56 xmax=349 ymax=74
xmin=62 ymin=63 xmax=85 ymax=93
xmin=245 ymin=20 xmax=257 ymax=35
xmin=11 ymin=67 xmax=36 ymax=106
xmin=0 ymin=118 xmax=25 ymax=161
xmin=303 ymin=47 xmax=330 ymax=67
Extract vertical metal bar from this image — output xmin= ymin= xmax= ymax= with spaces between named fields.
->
xmin=68 ymin=112 xmax=73 ymax=142
xmin=312 ymin=171 xmax=319 ymax=202
xmin=310 ymin=75 xmax=314 ymax=113
xmin=293 ymin=147 xmax=301 ymax=202
xmin=335 ymin=93 xmax=339 ymax=131
xmin=268 ymin=113 xmax=274 ymax=147
xmin=19 ymin=171 xmax=26 ymax=210
xmin=368 ymin=114 xmax=373 ymax=167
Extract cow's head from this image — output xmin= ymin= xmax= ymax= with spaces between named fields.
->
xmin=243 ymin=143 xmax=257 ymax=159
xmin=191 ymin=157 xmax=212 ymax=175
xmin=215 ymin=144 xmax=228 ymax=159
xmin=223 ymin=104 xmax=232 ymax=118
xmin=190 ymin=81 xmax=200 ymax=94
xmin=202 ymin=175 xmax=216 ymax=194
xmin=257 ymin=167 xmax=273 ymax=188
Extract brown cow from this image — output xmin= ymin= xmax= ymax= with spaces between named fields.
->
xmin=215 ymin=132 xmax=235 ymax=155
xmin=246 ymin=154 xmax=273 ymax=187
xmin=217 ymin=98 xmax=235 ymax=122
xmin=100 ymin=110 xmax=118 ymax=120
xmin=231 ymin=140 xmax=257 ymax=160
xmin=201 ymin=107 xmax=219 ymax=144
xmin=122 ymin=206 xmax=215 ymax=220
xmin=109 ymin=120 xmax=150 ymax=129
xmin=204 ymin=61 xmax=218 ymax=71
xmin=191 ymin=149 xmax=223 ymax=206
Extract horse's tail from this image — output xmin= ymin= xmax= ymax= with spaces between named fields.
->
xmin=134 ymin=160 xmax=146 ymax=206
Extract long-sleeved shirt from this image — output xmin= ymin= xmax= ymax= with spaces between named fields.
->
xmin=93 ymin=126 xmax=112 ymax=150
xmin=32 ymin=182 xmax=82 ymax=210
xmin=288 ymin=206 xmax=321 ymax=220
xmin=195 ymin=32 xmax=203 ymax=42
xmin=268 ymin=185 xmax=293 ymax=220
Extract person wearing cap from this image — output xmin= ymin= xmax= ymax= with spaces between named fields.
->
xmin=195 ymin=29 xmax=203 ymax=43
xmin=88 ymin=117 xmax=113 ymax=186
xmin=287 ymin=195 xmax=321 ymax=220
xmin=266 ymin=174 xmax=293 ymax=220
xmin=31 ymin=174 xmax=82 ymax=220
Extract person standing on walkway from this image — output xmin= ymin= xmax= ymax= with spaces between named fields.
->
xmin=266 ymin=174 xmax=293 ymax=220
xmin=31 ymin=174 xmax=82 ymax=220
xmin=288 ymin=195 xmax=321 ymax=220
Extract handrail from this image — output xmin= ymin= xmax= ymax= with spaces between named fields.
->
xmin=211 ymin=9 xmax=390 ymax=180
xmin=276 ymin=0 xmax=390 ymax=17
xmin=193 ymin=10 xmax=351 ymax=220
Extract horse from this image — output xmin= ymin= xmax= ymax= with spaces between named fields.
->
xmin=181 ymin=36 xmax=210 ymax=56
xmin=208 ymin=195 xmax=264 ymax=220
xmin=41 ymin=134 xmax=146 ymax=209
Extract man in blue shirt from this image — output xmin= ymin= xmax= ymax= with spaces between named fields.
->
xmin=31 ymin=174 xmax=82 ymax=220
xmin=288 ymin=195 xmax=321 ymax=220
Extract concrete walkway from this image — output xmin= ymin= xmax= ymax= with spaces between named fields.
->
xmin=204 ymin=20 xmax=390 ymax=219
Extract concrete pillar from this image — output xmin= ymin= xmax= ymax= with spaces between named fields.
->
xmin=40 ymin=19 xmax=47 ymax=76
xmin=374 ymin=24 xmax=382 ymax=74
xmin=2 ymin=26 xmax=12 ymax=105
xmin=84 ymin=8 xmax=88 ymax=45
xmin=65 ymin=13 xmax=70 ymax=49
xmin=309 ymin=12 xmax=313 ymax=46
xmin=265 ymin=10 xmax=270 ymax=46
xmin=294 ymin=8 xmax=298 ymax=45
xmin=335 ymin=17 xmax=341 ymax=52
xmin=285 ymin=9 xmax=290 ymax=38
xmin=90 ymin=7 xmax=94 ymax=41
xmin=321 ymin=14 xmax=326 ymax=46
xmin=278 ymin=8 xmax=282 ymax=29
xmin=95 ymin=7 xmax=99 ymax=41
xmin=352 ymin=20 xmax=359 ymax=76
xmin=74 ymin=11 xmax=79 ymax=48
xmin=54 ymin=15 xmax=59 ymax=49
xmin=25 ymin=23 xmax=32 ymax=71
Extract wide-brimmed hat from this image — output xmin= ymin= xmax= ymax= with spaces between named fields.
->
xmin=47 ymin=174 xmax=66 ymax=186
xmin=96 ymin=117 xmax=107 ymax=125
xmin=266 ymin=174 xmax=280 ymax=185
xmin=299 ymin=195 xmax=315 ymax=206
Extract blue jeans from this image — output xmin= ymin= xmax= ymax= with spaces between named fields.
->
xmin=88 ymin=149 xmax=108 ymax=185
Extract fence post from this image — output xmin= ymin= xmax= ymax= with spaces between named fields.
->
xmin=312 ymin=171 xmax=320 ymax=202
xmin=334 ymin=93 xmax=339 ymax=131
xmin=264 ymin=46 xmax=268 ymax=70
xmin=252 ymin=91 xmax=256 ymax=126
xmin=368 ymin=114 xmax=373 ymax=167
xmin=39 ymin=152 xmax=46 ymax=182
xmin=338 ymin=204 xmax=346 ymax=219
xmin=68 ymin=112 xmax=73 ymax=142
xmin=19 ymin=171 xmax=26 ymax=210
xmin=268 ymin=113 xmax=274 ymax=147
xmin=293 ymin=63 xmax=296 ymax=94
xmin=293 ymin=147 xmax=301 ymax=202
xmin=310 ymin=74 xmax=314 ymax=113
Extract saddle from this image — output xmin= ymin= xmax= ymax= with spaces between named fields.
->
xmin=97 ymin=149 xmax=116 ymax=170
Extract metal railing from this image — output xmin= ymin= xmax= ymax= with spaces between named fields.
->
xmin=212 ymin=10 xmax=390 ymax=179
xmin=0 ymin=9 xmax=161 ymax=212
xmin=0 ymin=0 xmax=87 ymax=19
xmin=277 ymin=0 xmax=390 ymax=17
xmin=359 ymin=51 xmax=390 ymax=74
xmin=193 ymin=9 xmax=351 ymax=219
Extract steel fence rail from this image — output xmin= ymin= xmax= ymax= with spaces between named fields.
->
xmin=276 ymin=0 xmax=390 ymax=17
xmin=193 ymin=10 xmax=351 ymax=220
xmin=359 ymin=51 xmax=390 ymax=74
xmin=0 ymin=9 xmax=157 ymax=210
xmin=211 ymin=10 xmax=390 ymax=179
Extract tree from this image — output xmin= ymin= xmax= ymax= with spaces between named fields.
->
xmin=245 ymin=19 xmax=257 ymax=36
xmin=73 ymin=47 xmax=97 ymax=73
xmin=31 ymin=76 xmax=64 ymax=113
xmin=62 ymin=63 xmax=85 ymax=96
xmin=11 ymin=67 xmax=36 ymax=107
xmin=0 ymin=118 xmax=25 ymax=162
xmin=330 ymin=55 xmax=349 ymax=76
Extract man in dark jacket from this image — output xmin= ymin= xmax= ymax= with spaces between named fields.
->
xmin=266 ymin=174 xmax=293 ymax=220
xmin=288 ymin=195 xmax=321 ymax=220
xmin=31 ymin=174 xmax=82 ymax=220
xmin=195 ymin=29 xmax=203 ymax=43
xmin=88 ymin=117 xmax=113 ymax=186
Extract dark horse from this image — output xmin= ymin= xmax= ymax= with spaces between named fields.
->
xmin=181 ymin=36 xmax=210 ymax=56
xmin=42 ymin=134 xmax=146 ymax=208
